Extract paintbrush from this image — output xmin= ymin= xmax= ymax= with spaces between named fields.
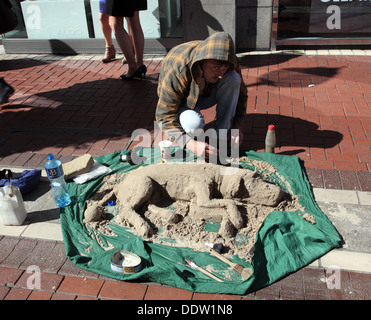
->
xmin=204 ymin=241 xmax=223 ymax=253
xmin=185 ymin=259 xmax=224 ymax=282
xmin=208 ymin=248 xmax=253 ymax=281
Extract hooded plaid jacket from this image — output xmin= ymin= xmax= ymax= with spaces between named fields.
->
xmin=155 ymin=32 xmax=247 ymax=144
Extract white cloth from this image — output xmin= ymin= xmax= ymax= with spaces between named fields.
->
xmin=73 ymin=160 xmax=112 ymax=184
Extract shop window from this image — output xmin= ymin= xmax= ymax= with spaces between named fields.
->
xmin=2 ymin=0 xmax=183 ymax=40
xmin=3 ymin=0 xmax=27 ymax=38
xmin=277 ymin=0 xmax=371 ymax=39
xmin=159 ymin=0 xmax=183 ymax=38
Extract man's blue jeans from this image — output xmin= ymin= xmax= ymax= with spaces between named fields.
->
xmin=178 ymin=69 xmax=241 ymax=140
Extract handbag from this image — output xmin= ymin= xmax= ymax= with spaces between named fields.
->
xmin=0 ymin=0 xmax=18 ymax=35
xmin=0 ymin=170 xmax=27 ymax=226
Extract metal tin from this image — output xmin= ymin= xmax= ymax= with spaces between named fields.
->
xmin=119 ymin=152 xmax=137 ymax=165
xmin=110 ymin=250 xmax=142 ymax=274
xmin=119 ymin=154 xmax=131 ymax=162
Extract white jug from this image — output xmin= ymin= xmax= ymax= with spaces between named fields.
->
xmin=0 ymin=184 xmax=27 ymax=226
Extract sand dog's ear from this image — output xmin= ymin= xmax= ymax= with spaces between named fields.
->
xmin=220 ymin=174 xmax=245 ymax=199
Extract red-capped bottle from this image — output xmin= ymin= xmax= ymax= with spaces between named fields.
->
xmin=265 ymin=124 xmax=276 ymax=153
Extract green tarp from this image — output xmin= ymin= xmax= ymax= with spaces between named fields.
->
xmin=60 ymin=148 xmax=341 ymax=295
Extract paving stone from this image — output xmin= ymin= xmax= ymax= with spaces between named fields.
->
xmin=57 ymin=276 xmax=104 ymax=298
xmin=21 ymin=222 xmax=63 ymax=241
xmin=254 ymin=281 xmax=280 ymax=300
xmin=51 ymin=292 xmax=77 ymax=300
xmin=0 ymin=237 xmax=19 ymax=264
xmin=99 ymin=280 xmax=148 ymax=300
xmin=305 ymin=168 xmax=324 ymax=188
xmin=313 ymin=188 xmax=359 ymax=204
xmin=41 ymin=242 xmax=68 ymax=273
xmin=349 ymin=272 xmax=371 ymax=300
xmin=58 ymin=256 xmax=84 ymax=277
xmin=327 ymin=270 xmax=353 ymax=300
xmin=339 ymin=170 xmax=361 ymax=190
xmin=76 ymin=295 xmax=99 ymax=300
xmin=279 ymin=269 xmax=305 ymax=300
xmin=358 ymin=191 xmax=371 ymax=205
xmin=0 ymin=286 xmax=10 ymax=300
xmin=0 ymin=266 xmax=24 ymax=286
xmin=323 ymin=169 xmax=342 ymax=189
xmin=192 ymin=292 xmax=241 ymax=300
xmin=144 ymin=285 xmax=193 ymax=300
xmin=317 ymin=203 xmax=371 ymax=253
xmin=321 ymin=250 xmax=371 ymax=274
xmin=4 ymin=287 xmax=32 ymax=300
xmin=302 ymin=268 xmax=329 ymax=300
xmin=19 ymin=240 xmax=57 ymax=270
xmin=27 ymin=290 xmax=53 ymax=300
xmin=1 ymin=238 xmax=38 ymax=269
xmin=357 ymin=171 xmax=371 ymax=191
xmin=15 ymin=271 xmax=64 ymax=292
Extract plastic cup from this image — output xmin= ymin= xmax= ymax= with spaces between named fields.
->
xmin=158 ymin=140 xmax=172 ymax=160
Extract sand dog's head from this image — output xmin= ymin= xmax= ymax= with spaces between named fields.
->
xmin=220 ymin=170 xmax=284 ymax=207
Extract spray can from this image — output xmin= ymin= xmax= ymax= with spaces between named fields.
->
xmin=265 ymin=124 xmax=276 ymax=153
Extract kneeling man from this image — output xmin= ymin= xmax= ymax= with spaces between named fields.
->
xmin=155 ymin=32 xmax=247 ymax=159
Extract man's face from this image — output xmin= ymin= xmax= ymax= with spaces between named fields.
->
xmin=201 ymin=59 xmax=229 ymax=83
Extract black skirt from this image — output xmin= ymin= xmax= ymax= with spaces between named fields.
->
xmin=100 ymin=0 xmax=147 ymax=17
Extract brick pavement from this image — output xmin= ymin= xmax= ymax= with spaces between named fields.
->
xmin=0 ymin=51 xmax=370 ymax=190
xmin=1 ymin=49 xmax=371 ymax=300
xmin=1 ymin=236 xmax=370 ymax=300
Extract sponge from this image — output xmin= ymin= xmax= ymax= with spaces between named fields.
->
xmin=62 ymin=154 xmax=94 ymax=180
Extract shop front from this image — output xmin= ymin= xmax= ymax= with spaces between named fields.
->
xmin=6 ymin=1 xmax=368 ymax=53
xmin=2 ymin=0 xmax=276 ymax=53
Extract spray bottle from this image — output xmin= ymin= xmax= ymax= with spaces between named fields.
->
xmin=265 ymin=124 xmax=276 ymax=153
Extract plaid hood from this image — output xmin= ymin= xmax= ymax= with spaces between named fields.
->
xmin=190 ymin=32 xmax=238 ymax=80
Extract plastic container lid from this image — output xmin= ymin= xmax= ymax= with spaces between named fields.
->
xmin=47 ymin=153 xmax=55 ymax=160
xmin=268 ymin=124 xmax=275 ymax=131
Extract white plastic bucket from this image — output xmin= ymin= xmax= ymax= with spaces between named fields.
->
xmin=0 ymin=185 xmax=27 ymax=226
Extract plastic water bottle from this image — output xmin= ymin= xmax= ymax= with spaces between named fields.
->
xmin=45 ymin=153 xmax=71 ymax=207
xmin=265 ymin=124 xmax=276 ymax=153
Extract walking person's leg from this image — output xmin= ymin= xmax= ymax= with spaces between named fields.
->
xmin=108 ymin=16 xmax=137 ymax=77
xmin=126 ymin=11 xmax=145 ymax=68
xmin=99 ymin=13 xmax=116 ymax=63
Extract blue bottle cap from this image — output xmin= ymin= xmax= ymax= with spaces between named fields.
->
xmin=47 ymin=153 xmax=54 ymax=160
xmin=107 ymin=200 xmax=114 ymax=206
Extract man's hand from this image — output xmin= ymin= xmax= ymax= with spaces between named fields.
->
xmin=230 ymin=124 xmax=243 ymax=147
xmin=185 ymin=139 xmax=218 ymax=160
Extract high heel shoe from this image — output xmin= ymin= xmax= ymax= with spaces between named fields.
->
xmin=120 ymin=65 xmax=147 ymax=81
xmin=136 ymin=65 xmax=147 ymax=79
xmin=101 ymin=45 xmax=116 ymax=63
xmin=130 ymin=64 xmax=147 ymax=80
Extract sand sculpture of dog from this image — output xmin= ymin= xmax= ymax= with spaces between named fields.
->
xmin=84 ymin=163 xmax=284 ymax=239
